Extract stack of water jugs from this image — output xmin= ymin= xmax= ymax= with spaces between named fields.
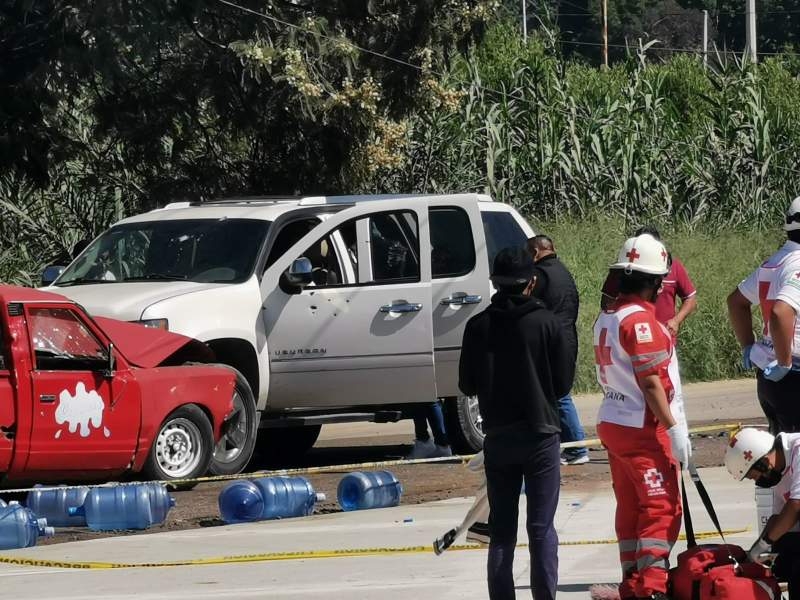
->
xmin=219 ymin=471 xmax=403 ymax=524
xmin=25 ymin=483 xmax=175 ymax=533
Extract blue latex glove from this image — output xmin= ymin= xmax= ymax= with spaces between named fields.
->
xmin=742 ymin=344 xmax=754 ymax=370
xmin=763 ymin=360 xmax=791 ymax=382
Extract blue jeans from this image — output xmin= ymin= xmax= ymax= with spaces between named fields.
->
xmin=558 ymin=394 xmax=587 ymax=459
xmin=413 ymin=402 xmax=449 ymax=447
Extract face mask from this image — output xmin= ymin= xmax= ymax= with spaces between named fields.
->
xmin=756 ymin=469 xmax=783 ymax=488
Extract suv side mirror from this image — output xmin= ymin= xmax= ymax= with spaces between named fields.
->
xmin=104 ymin=343 xmax=116 ymax=379
xmin=285 ymin=258 xmax=313 ymax=288
xmin=41 ymin=265 xmax=66 ymax=287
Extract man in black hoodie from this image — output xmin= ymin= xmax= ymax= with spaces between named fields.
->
xmin=459 ymin=246 xmax=574 ymax=600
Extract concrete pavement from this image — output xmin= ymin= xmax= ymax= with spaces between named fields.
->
xmin=0 ymin=467 xmax=759 ymax=599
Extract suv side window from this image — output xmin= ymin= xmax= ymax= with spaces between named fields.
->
xmin=481 ymin=211 xmax=529 ymax=272
xmin=291 ymin=210 xmax=420 ymax=289
xmin=28 ymin=308 xmax=108 ymax=371
xmin=370 ymin=212 xmax=419 ymax=283
xmin=264 ymin=218 xmax=321 ymax=272
xmin=430 ymin=207 xmax=475 ymax=278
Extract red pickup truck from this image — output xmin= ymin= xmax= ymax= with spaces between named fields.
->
xmin=0 ymin=285 xmax=256 ymax=484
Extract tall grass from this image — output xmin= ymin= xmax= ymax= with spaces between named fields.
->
xmin=543 ymin=219 xmax=782 ymax=391
xmin=374 ymin=23 xmax=800 ymax=231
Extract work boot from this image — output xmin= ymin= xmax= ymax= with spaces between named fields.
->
xmin=406 ymin=439 xmax=436 ymax=459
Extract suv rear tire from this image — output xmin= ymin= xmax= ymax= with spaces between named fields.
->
xmin=443 ymin=396 xmax=484 ymax=454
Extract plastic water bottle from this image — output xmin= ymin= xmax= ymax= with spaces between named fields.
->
xmin=69 ymin=484 xmax=175 ymax=530
xmin=0 ymin=502 xmax=54 ymax=549
xmin=251 ymin=476 xmax=326 ymax=520
xmin=27 ymin=485 xmax=90 ymax=527
xmin=337 ymin=471 xmax=402 ymax=511
xmin=219 ymin=481 xmax=265 ymax=524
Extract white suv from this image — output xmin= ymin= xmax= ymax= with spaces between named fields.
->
xmin=45 ymin=194 xmax=533 ymax=467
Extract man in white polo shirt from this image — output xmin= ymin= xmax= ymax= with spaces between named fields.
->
xmin=725 ymin=427 xmax=800 ymax=598
xmin=728 ymin=196 xmax=800 ymax=433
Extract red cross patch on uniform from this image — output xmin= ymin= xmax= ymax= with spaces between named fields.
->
xmin=635 ymin=322 xmax=653 ymax=343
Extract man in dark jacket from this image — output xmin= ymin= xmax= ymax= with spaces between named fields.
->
xmin=459 ymin=246 xmax=574 ymax=600
xmin=528 ymin=234 xmax=588 ymax=465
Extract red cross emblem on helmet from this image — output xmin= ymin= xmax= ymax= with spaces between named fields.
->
xmin=744 ymin=450 xmax=753 ymax=462
xmin=626 ymin=248 xmax=640 ymax=262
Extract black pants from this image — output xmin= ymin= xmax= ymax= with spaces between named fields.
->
xmin=757 ymin=370 xmax=800 ymax=433
xmin=774 ymin=532 xmax=800 ymax=599
xmin=484 ymin=426 xmax=560 ymax=600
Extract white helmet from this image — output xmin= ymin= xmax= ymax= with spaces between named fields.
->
xmin=611 ymin=234 xmax=670 ymax=276
xmin=725 ymin=428 xmax=775 ymax=481
xmin=784 ymin=196 xmax=800 ymax=231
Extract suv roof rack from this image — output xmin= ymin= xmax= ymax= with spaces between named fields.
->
xmin=190 ymin=196 xmax=304 ymax=206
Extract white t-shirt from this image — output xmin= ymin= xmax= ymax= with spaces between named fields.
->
xmin=772 ymin=432 xmax=800 ymax=532
xmin=738 ymin=241 xmax=800 ymax=369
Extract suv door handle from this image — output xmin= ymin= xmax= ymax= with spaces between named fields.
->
xmin=380 ymin=302 xmax=423 ymax=314
xmin=39 ymin=394 xmax=56 ymax=404
xmin=440 ymin=294 xmax=482 ymax=306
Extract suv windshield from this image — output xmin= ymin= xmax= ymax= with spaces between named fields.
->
xmin=56 ymin=219 xmax=270 ymax=286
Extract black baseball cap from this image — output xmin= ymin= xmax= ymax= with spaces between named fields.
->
xmin=491 ymin=246 xmax=536 ymax=287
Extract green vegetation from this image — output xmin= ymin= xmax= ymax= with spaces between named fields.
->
xmin=542 ymin=219 xmax=782 ymax=392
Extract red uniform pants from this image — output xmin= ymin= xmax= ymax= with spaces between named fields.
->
xmin=598 ymin=421 xmax=682 ymax=599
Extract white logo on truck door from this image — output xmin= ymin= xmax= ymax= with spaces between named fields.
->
xmin=55 ymin=382 xmax=106 ymax=438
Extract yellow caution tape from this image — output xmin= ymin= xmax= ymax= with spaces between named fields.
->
xmin=0 ymin=422 xmax=744 ymax=494
xmin=0 ymin=527 xmax=749 ymax=570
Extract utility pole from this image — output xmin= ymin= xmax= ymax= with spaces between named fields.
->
xmin=702 ymin=9 xmax=708 ymax=68
xmin=745 ymin=0 xmax=757 ymax=63
xmin=522 ymin=0 xmax=528 ymax=42
xmin=601 ymin=0 xmax=609 ymax=68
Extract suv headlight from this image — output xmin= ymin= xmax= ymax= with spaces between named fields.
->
xmin=137 ymin=318 xmax=169 ymax=330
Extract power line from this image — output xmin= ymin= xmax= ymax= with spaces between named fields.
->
xmin=211 ymin=0 xmax=800 ymax=178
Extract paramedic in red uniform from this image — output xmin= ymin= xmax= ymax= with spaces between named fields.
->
xmin=601 ymin=226 xmax=697 ymax=341
xmin=725 ymin=427 xmax=800 ymax=598
xmin=728 ymin=196 xmax=800 ymax=433
xmin=595 ymin=234 xmax=692 ymax=600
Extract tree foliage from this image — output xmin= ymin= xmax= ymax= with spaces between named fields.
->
xmin=1 ymin=0 xmax=495 ymax=203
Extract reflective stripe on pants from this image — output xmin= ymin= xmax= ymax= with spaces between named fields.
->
xmin=599 ymin=421 xmax=682 ymax=598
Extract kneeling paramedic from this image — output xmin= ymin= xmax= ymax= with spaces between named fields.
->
xmin=595 ymin=234 xmax=692 ymax=600
xmin=725 ymin=427 xmax=800 ymax=598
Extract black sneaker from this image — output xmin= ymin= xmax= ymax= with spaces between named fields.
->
xmin=466 ymin=521 xmax=490 ymax=545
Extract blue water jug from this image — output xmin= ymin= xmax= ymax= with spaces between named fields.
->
xmin=69 ymin=484 xmax=174 ymax=531
xmin=337 ymin=471 xmax=402 ymax=511
xmin=146 ymin=483 xmax=175 ymax=525
xmin=251 ymin=476 xmax=326 ymax=520
xmin=0 ymin=502 xmax=54 ymax=549
xmin=27 ymin=484 xmax=90 ymax=527
xmin=219 ymin=481 xmax=265 ymax=524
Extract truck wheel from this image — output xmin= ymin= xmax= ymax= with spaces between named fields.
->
xmin=257 ymin=425 xmax=322 ymax=462
xmin=209 ymin=368 xmax=258 ymax=476
xmin=443 ymin=396 xmax=484 ymax=454
xmin=143 ymin=404 xmax=214 ymax=482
